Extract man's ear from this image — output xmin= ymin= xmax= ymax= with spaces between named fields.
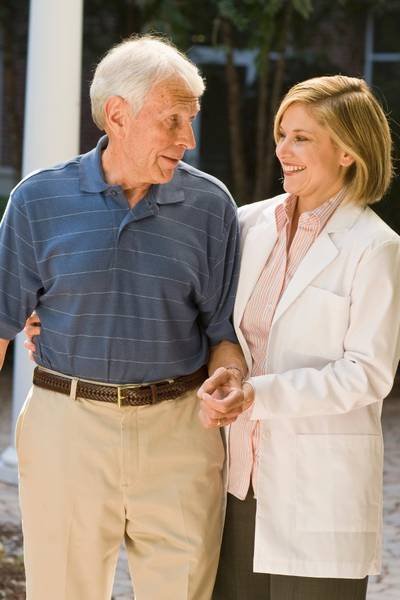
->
xmin=103 ymin=96 xmax=129 ymax=138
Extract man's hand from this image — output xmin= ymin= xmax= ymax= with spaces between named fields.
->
xmin=197 ymin=367 xmax=254 ymax=428
xmin=0 ymin=339 xmax=10 ymax=371
xmin=23 ymin=312 xmax=41 ymax=360
xmin=201 ymin=339 xmax=249 ymax=427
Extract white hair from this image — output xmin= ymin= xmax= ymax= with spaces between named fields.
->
xmin=90 ymin=35 xmax=205 ymax=130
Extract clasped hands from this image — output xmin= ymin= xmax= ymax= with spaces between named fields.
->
xmin=197 ymin=367 xmax=254 ymax=429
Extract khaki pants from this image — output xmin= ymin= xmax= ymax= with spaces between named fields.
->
xmin=16 ymin=382 xmax=225 ymax=600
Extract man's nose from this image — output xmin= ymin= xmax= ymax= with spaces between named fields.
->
xmin=177 ymin=123 xmax=196 ymax=150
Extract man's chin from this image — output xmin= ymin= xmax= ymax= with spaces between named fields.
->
xmin=157 ymin=167 xmax=177 ymax=184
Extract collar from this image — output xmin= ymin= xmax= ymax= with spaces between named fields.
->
xmin=79 ymin=135 xmax=110 ymax=193
xmin=79 ymin=135 xmax=185 ymax=205
xmin=275 ymin=189 xmax=347 ymax=236
xmin=150 ymin=168 xmax=185 ymax=205
xmin=305 ymin=188 xmax=345 ymax=231
xmin=275 ymin=193 xmax=297 ymax=232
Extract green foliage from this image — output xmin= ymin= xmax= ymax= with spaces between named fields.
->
xmin=140 ymin=0 xmax=192 ymax=46
xmin=215 ymin=0 xmax=314 ymax=31
xmin=215 ymin=0 xmax=283 ymax=47
xmin=213 ymin=0 xmax=314 ymax=58
xmin=292 ymin=0 xmax=313 ymax=18
xmin=0 ymin=197 xmax=8 ymax=220
xmin=339 ymin=0 xmax=388 ymax=8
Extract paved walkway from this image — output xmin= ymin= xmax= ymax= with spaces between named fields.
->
xmin=1 ymin=361 xmax=399 ymax=598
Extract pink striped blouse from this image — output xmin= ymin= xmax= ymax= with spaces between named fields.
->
xmin=227 ymin=192 xmax=344 ymax=500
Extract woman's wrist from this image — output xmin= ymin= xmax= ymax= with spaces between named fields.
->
xmin=225 ymin=365 xmax=246 ymax=384
xmin=243 ymin=380 xmax=255 ymax=409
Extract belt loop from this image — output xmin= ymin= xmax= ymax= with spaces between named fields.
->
xmin=150 ymin=384 xmax=158 ymax=404
xmin=70 ymin=378 xmax=79 ymax=401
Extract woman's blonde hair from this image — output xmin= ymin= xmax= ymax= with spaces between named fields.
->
xmin=274 ymin=75 xmax=393 ymax=205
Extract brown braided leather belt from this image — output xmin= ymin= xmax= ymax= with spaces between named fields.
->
xmin=33 ymin=365 xmax=207 ymax=407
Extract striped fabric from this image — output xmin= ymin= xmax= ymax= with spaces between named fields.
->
xmin=228 ymin=191 xmax=344 ymax=500
xmin=0 ymin=136 xmax=240 ymax=383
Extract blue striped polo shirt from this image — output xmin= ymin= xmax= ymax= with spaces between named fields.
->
xmin=0 ymin=136 xmax=239 ymax=383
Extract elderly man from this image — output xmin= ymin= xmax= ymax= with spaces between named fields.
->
xmin=0 ymin=36 xmax=246 ymax=600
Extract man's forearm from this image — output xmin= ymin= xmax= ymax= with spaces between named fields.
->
xmin=0 ymin=338 xmax=10 ymax=371
xmin=207 ymin=340 xmax=247 ymax=379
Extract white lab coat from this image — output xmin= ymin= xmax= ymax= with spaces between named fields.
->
xmin=231 ymin=194 xmax=400 ymax=578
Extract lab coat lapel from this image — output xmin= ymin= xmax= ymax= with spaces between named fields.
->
xmin=272 ymin=231 xmax=338 ymax=324
xmin=234 ymin=209 xmax=278 ymax=327
xmin=272 ymin=201 xmax=363 ymax=325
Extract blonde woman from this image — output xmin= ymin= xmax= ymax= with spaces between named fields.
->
xmin=199 ymin=75 xmax=400 ymax=599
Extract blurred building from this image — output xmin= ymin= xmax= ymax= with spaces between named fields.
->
xmin=0 ymin=3 xmax=399 ymax=220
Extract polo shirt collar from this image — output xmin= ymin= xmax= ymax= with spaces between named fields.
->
xmin=79 ymin=135 xmax=110 ymax=193
xmin=151 ymin=167 xmax=185 ymax=205
xmin=79 ymin=135 xmax=185 ymax=204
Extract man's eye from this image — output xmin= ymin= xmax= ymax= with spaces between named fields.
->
xmin=167 ymin=115 xmax=179 ymax=126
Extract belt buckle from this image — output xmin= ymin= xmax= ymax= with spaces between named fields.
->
xmin=116 ymin=378 xmax=175 ymax=407
xmin=117 ymin=383 xmax=143 ymax=408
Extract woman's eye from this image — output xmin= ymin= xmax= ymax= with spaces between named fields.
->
xmin=294 ymin=136 xmax=308 ymax=142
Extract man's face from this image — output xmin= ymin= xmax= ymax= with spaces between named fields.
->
xmin=121 ymin=78 xmax=200 ymax=186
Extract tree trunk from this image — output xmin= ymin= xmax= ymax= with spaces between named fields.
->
xmin=1 ymin=5 xmax=24 ymax=178
xmin=264 ymin=0 xmax=293 ymax=196
xmin=120 ymin=0 xmax=142 ymax=35
xmin=221 ymin=18 xmax=248 ymax=203
xmin=253 ymin=46 xmax=270 ymax=203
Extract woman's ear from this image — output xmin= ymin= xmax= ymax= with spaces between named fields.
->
xmin=339 ymin=151 xmax=355 ymax=168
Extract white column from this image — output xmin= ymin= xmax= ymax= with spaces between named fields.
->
xmin=0 ymin=0 xmax=83 ymax=484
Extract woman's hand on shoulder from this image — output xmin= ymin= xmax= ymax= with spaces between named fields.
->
xmin=23 ymin=311 xmax=41 ymax=359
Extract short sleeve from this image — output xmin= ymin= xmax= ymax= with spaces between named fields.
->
xmin=197 ymin=207 xmax=240 ymax=346
xmin=0 ymin=189 xmax=43 ymax=338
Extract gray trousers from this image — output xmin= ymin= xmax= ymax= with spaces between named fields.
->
xmin=213 ymin=491 xmax=368 ymax=600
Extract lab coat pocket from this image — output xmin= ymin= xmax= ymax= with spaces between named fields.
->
xmin=295 ymin=433 xmax=382 ymax=533
xmin=292 ymin=286 xmax=350 ymax=360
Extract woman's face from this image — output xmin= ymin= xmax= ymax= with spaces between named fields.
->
xmin=275 ymin=102 xmax=352 ymax=209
